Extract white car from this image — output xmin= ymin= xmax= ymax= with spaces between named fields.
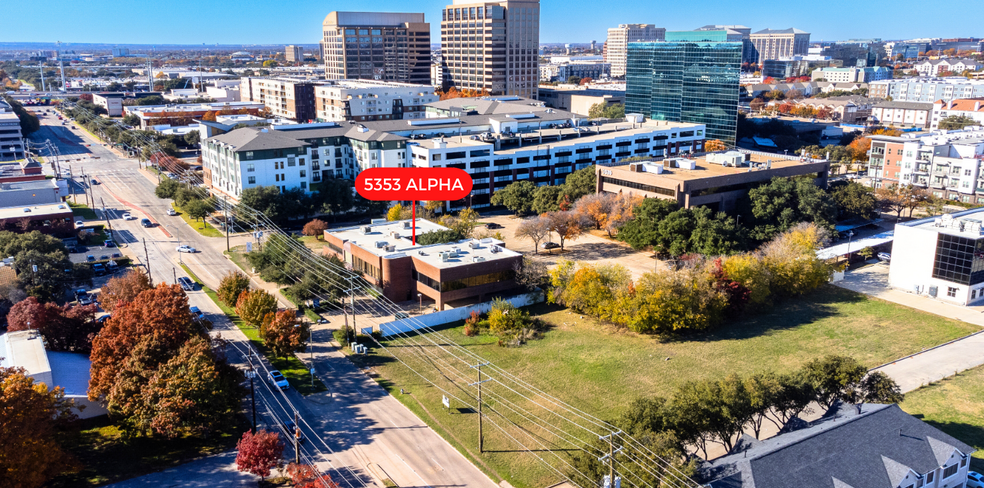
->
xmin=167 ymin=208 xmax=177 ymax=216
xmin=968 ymin=471 xmax=984 ymax=488
xmin=269 ymin=370 xmax=289 ymax=390
xmin=176 ymin=245 xmax=197 ymax=253
xmin=74 ymin=220 xmax=85 ymax=228
xmin=122 ymin=213 xmax=136 ymax=221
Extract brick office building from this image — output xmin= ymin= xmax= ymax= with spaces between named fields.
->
xmin=323 ymin=219 xmax=523 ymax=309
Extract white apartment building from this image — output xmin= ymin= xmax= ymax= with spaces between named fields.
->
xmin=605 ymin=24 xmax=665 ymax=78
xmin=314 ymin=80 xmax=437 ymax=122
xmin=868 ymin=127 xmax=984 ymax=203
xmin=931 ymin=98 xmax=984 ymax=130
xmin=869 ymin=101 xmax=934 ymax=129
xmin=202 ymin=100 xmax=706 ymax=210
xmin=869 ymin=78 xmax=984 ymax=102
xmin=811 ymin=66 xmax=892 ymax=83
xmin=914 ymin=58 xmax=982 ymax=77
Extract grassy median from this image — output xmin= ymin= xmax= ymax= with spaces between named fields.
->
xmin=902 ymin=364 xmax=984 ymax=472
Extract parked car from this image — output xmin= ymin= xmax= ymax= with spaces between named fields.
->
xmin=269 ymin=370 xmax=290 ymax=390
xmin=99 ymin=255 xmax=109 ymax=261
xmin=968 ymin=472 xmax=984 ymax=488
xmin=97 ymin=314 xmax=111 ymax=324
xmin=189 ymin=306 xmax=205 ymax=320
xmin=74 ymin=220 xmax=85 ymax=228
xmin=140 ymin=218 xmax=153 ymax=228
xmin=176 ymin=245 xmax=197 ymax=253
xmin=177 ymin=277 xmax=195 ymax=291
xmin=485 ymin=222 xmax=503 ymax=229
xmin=85 ymin=255 xmax=95 ymax=262
xmin=541 ymin=242 xmax=560 ymax=250
xmin=92 ymin=263 xmax=107 ymax=275
xmin=122 ymin=213 xmax=135 ymax=220
xmin=104 ymin=240 xmax=114 ymax=247
xmin=90 ymin=179 xmax=98 ymax=185
xmin=111 ymin=253 xmax=121 ymax=259
xmin=877 ymin=252 xmax=891 ymax=262
xmin=317 ymin=318 xmax=329 ymax=324
xmin=283 ymin=419 xmax=305 ymax=444
xmin=166 ymin=208 xmax=177 ymax=216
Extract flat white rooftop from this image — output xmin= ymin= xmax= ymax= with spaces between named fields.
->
xmin=904 ymin=208 xmax=984 ymax=238
xmin=0 ymin=331 xmax=51 ymax=384
xmin=410 ymin=238 xmax=521 ymax=269
xmin=329 ymin=219 xmax=448 ymax=258
xmin=0 ymin=202 xmax=72 ymax=220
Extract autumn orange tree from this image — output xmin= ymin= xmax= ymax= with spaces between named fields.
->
xmin=0 ymin=367 xmax=79 ymax=488
xmin=260 ymin=310 xmax=310 ymax=360
xmin=236 ymin=289 xmax=278 ymax=328
xmin=236 ymin=429 xmax=284 ymax=480
xmin=100 ymin=269 xmax=153 ymax=312
xmin=544 ymin=211 xmax=584 ymax=250
xmin=704 ymin=139 xmax=729 ymax=152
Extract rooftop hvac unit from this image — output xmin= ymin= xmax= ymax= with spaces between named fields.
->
xmin=375 ymin=241 xmax=387 ymax=248
xmin=418 ymin=250 xmax=427 ymax=256
xmin=385 ymin=245 xmax=396 ymax=252
xmin=441 ymin=252 xmax=450 ymax=262
xmin=361 ymin=225 xmax=372 ymax=234
xmin=403 ymin=221 xmax=411 ymax=229
xmin=490 ymin=245 xmax=500 ymax=253
xmin=472 ymin=256 xmax=486 ymax=263
xmin=469 ymin=240 xmax=481 ymax=249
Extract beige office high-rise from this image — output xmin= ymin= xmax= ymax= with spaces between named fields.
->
xmin=322 ymin=12 xmax=431 ymax=85
xmin=440 ymin=0 xmax=539 ymax=99
xmin=605 ymin=24 xmax=665 ymax=78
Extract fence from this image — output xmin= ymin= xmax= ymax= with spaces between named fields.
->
xmin=364 ymin=291 xmax=545 ymax=337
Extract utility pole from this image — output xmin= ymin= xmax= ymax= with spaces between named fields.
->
xmin=293 ymin=411 xmax=301 ymax=464
xmin=224 ymin=196 xmax=230 ymax=251
xmin=100 ymin=198 xmax=113 ymax=235
xmin=470 ymin=362 xmax=491 ymax=453
xmin=173 ymin=267 xmax=177 ymax=285
xmin=598 ymin=431 xmax=623 ymax=488
xmin=344 ymin=275 xmax=357 ymax=343
xmin=143 ymin=238 xmax=153 ymax=284
xmin=247 ymin=354 xmax=257 ymax=432
xmin=80 ymin=169 xmax=90 ymax=207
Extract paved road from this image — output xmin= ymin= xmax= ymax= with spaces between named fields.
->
xmin=32 ymin=109 xmax=497 ymax=488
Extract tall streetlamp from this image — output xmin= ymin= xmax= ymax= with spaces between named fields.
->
xmin=418 ymin=293 xmax=423 ymax=313
xmin=245 ymin=357 xmax=257 ymax=432
xmin=845 ymin=230 xmax=855 ymax=269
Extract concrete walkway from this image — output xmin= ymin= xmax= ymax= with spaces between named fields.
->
xmin=834 ymin=263 xmax=984 ymax=391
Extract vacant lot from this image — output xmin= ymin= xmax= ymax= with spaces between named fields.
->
xmin=902 ymin=365 xmax=984 ymax=472
xmin=354 ymin=285 xmax=981 ymax=488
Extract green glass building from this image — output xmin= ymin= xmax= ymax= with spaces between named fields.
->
xmin=625 ymin=30 xmax=741 ymax=145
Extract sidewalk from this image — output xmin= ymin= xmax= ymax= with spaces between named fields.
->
xmin=834 ymin=263 xmax=984 ymax=391
xmin=105 ymin=450 xmax=254 ymax=488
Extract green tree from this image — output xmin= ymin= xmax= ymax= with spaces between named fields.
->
xmin=183 ymin=130 xmax=201 ymax=146
xmin=155 ymin=177 xmax=181 ymax=199
xmin=617 ymin=198 xmax=680 ymax=250
xmin=317 ymin=178 xmax=354 ymax=218
xmin=491 ymin=180 xmax=537 ymax=215
xmin=748 ymin=177 xmax=836 ymax=241
xmin=416 ymin=229 xmax=464 ymax=245
xmin=566 ymin=76 xmax=581 ymax=85
xmin=238 ymin=186 xmax=283 ymax=224
xmin=831 ymin=180 xmax=877 ymax=221
xmin=802 ymin=355 xmax=867 ymax=410
xmin=532 ymin=185 xmax=563 ymax=214
xmin=123 ymin=113 xmax=140 ymax=126
xmin=184 ymin=198 xmax=213 ymax=228
xmin=938 ymin=114 xmax=981 ymax=131
xmin=236 ymin=289 xmax=278 ymax=328
xmin=217 ymin=271 xmax=250 ymax=307
xmin=562 ymin=164 xmax=597 ymax=202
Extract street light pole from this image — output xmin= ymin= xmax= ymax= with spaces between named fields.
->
xmin=846 ymin=230 xmax=855 ymax=269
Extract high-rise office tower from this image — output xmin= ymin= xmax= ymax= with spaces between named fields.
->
xmin=605 ymin=24 xmax=666 ymax=78
xmin=322 ymin=12 xmax=431 ymax=85
xmin=696 ymin=25 xmax=754 ymax=64
xmin=749 ymin=28 xmax=811 ymax=64
xmin=625 ymin=30 xmax=742 ymax=145
xmin=286 ymin=45 xmax=303 ymax=63
xmin=440 ymin=0 xmax=540 ymax=99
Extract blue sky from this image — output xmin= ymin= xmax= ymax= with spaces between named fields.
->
xmin=2 ymin=0 xmax=981 ymax=46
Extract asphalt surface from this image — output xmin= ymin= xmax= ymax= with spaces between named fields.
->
xmin=31 ymin=109 xmax=497 ymax=488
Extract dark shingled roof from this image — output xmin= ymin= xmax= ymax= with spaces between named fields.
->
xmin=703 ymin=403 xmax=976 ymax=488
xmin=208 ymin=127 xmax=311 ymax=152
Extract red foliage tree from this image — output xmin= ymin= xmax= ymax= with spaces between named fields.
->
xmin=302 ymin=219 xmax=329 ymax=239
xmin=287 ymin=463 xmax=340 ymax=488
xmin=710 ymin=258 xmax=751 ymax=317
xmin=236 ymin=429 xmax=284 ymax=479
xmin=7 ymin=297 xmax=100 ymax=352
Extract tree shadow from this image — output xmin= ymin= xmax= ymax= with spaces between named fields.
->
xmin=909 ymin=417 xmax=984 ymax=472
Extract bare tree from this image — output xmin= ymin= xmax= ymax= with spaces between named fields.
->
xmin=544 ymin=211 xmax=584 ymax=250
xmin=515 ymin=216 xmax=551 ymax=254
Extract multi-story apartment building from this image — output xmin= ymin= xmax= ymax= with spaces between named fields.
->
xmin=932 ymin=99 xmax=984 ymax=130
xmin=914 ymin=58 xmax=982 ymax=77
xmin=285 ymin=45 xmax=303 ymax=64
xmin=201 ymin=100 xmax=707 ymax=209
xmin=626 ymin=30 xmax=742 ymax=145
xmin=122 ymin=101 xmax=267 ymax=129
xmin=810 ymin=66 xmax=892 ymax=83
xmin=868 ymin=127 xmax=984 ymax=202
xmin=239 ymin=77 xmax=319 ymax=122
xmin=749 ymin=28 xmax=810 ymax=64
xmin=313 ymin=80 xmax=437 ymax=122
xmin=605 ymin=24 xmax=665 ymax=78
xmin=440 ymin=0 xmax=540 ymax=99
xmin=869 ymin=78 xmax=984 ymax=103
xmin=870 ymin=101 xmax=934 ymax=129
xmin=696 ymin=25 xmax=753 ymax=64
xmin=321 ymin=12 xmax=431 ymax=85
xmin=0 ymin=100 xmax=25 ymax=161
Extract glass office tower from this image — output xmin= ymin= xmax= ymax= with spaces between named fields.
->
xmin=625 ymin=30 xmax=741 ymax=145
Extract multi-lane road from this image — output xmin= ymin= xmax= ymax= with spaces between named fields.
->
xmin=29 ymin=109 xmax=497 ymax=488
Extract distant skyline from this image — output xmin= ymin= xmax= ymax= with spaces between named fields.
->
xmin=1 ymin=0 xmax=981 ymax=46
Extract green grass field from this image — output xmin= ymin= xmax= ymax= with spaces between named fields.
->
xmin=349 ymin=285 xmax=980 ymax=488
xmin=902 ymin=365 xmax=984 ymax=472
xmin=172 ymin=203 xmax=224 ymax=238
xmin=69 ymin=202 xmax=97 ymax=220
xmin=181 ymin=264 xmax=327 ymax=395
